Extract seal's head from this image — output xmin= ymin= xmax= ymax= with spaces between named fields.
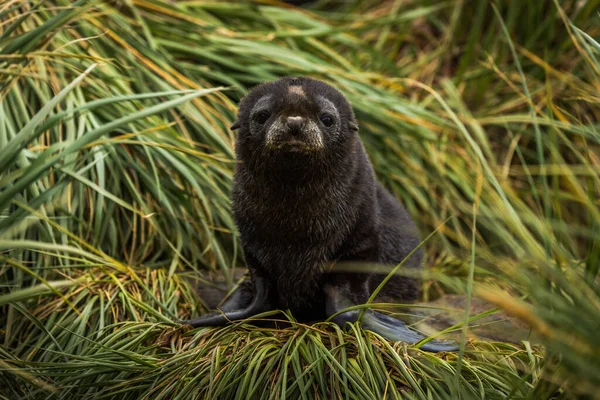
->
xmin=232 ymin=77 xmax=359 ymax=167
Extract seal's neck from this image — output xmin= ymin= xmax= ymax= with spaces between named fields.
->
xmin=242 ymin=136 xmax=360 ymax=187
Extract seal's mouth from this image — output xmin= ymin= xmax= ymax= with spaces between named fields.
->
xmin=265 ymin=116 xmax=324 ymax=153
xmin=270 ymin=138 xmax=317 ymax=153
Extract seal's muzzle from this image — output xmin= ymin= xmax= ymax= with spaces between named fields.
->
xmin=266 ymin=115 xmax=323 ymax=152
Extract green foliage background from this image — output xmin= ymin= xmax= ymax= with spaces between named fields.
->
xmin=0 ymin=0 xmax=599 ymax=398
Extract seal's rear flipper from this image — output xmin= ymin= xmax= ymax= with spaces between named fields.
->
xmin=325 ymin=285 xmax=458 ymax=353
xmin=180 ymin=277 xmax=271 ymax=327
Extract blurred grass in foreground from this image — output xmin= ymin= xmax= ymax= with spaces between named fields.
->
xmin=0 ymin=0 xmax=599 ymax=398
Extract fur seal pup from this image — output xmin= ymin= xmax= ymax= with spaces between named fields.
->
xmin=182 ymin=77 xmax=456 ymax=352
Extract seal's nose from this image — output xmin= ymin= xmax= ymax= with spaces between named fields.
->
xmin=286 ymin=116 xmax=305 ymax=135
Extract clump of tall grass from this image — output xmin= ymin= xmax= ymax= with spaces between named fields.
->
xmin=0 ymin=0 xmax=598 ymax=398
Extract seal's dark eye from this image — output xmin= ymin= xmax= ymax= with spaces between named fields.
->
xmin=255 ymin=111 xmax=270 ymax=125
xmin=320 ymin=114 xmax=334 ymax=127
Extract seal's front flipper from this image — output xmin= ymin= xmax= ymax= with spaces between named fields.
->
xmin=180 ymin=277 xmax=271 ymax=327
xmin=361 ymin=311 xmax=458 ymax=352
xmin=324 ymin=285 xmax=458 ymax=352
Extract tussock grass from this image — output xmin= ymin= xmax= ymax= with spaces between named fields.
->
xmin=0 ymin=0 xmax=599 ymax=398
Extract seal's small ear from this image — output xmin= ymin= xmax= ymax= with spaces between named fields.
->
xmin=230 ymin=120 xmax=240 ymax=130
xmin=349 ymin=121 xmax=359 ymax=132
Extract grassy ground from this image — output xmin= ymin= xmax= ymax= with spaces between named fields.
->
xmin=0 ymin=0 xmax=599 ymax=398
